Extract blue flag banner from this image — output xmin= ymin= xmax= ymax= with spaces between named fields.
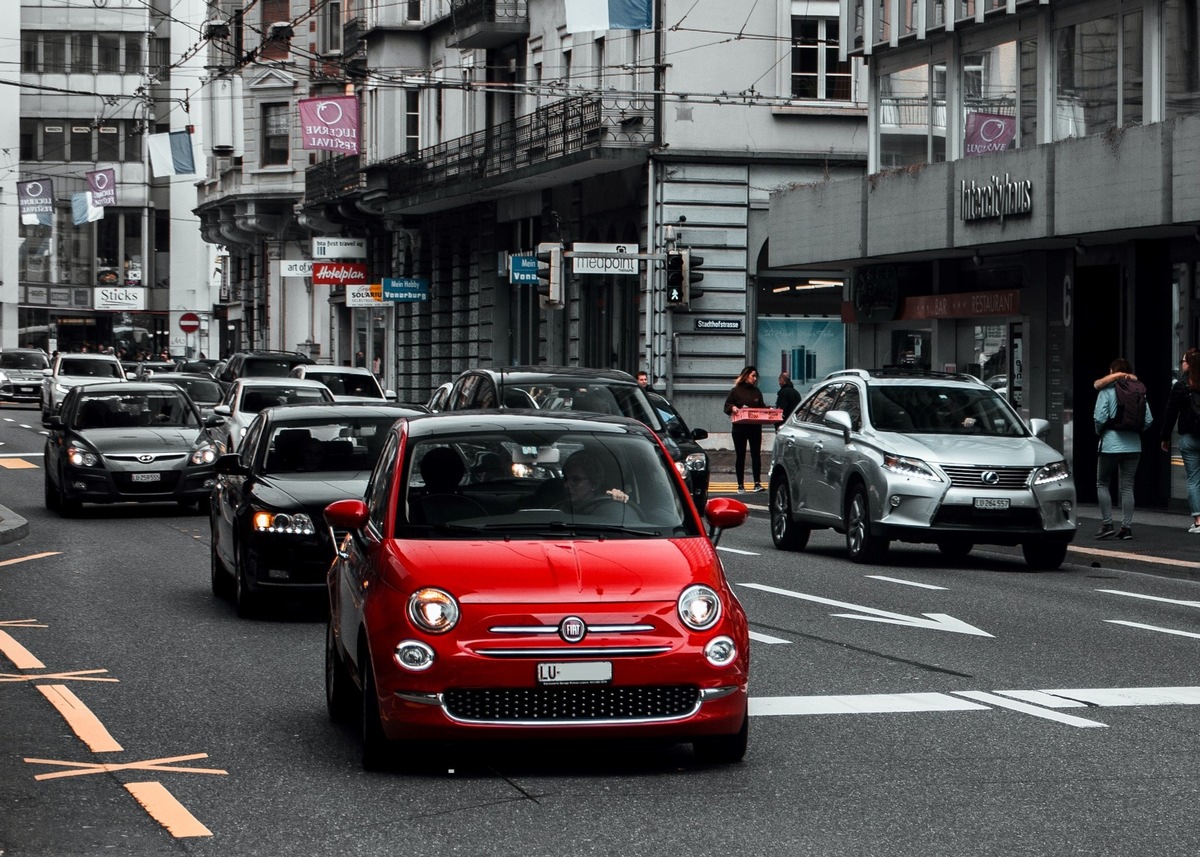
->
xmin=148 ymin=130 xmax=197 ymax=177
xmin=564 ymin=0 xmax=653 ymax=33
xmin=71 ymin=192 xmax=104 ymax=226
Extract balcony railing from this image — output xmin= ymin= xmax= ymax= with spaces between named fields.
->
xmin=305 ymin=154 xmax=367 ymax=205
xmin=448 ymin=0 xmax=529 ymax=49
xmin=380 ymin=95 xmax=654 ymax=198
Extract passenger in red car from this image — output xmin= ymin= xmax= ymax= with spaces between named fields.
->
xmin=416 ymin=446 xmax=487 ymax=524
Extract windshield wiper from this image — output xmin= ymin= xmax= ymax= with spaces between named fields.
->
xmin=475 ymin=521 xmax=661 ymax=538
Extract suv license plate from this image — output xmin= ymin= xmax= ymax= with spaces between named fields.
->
xmin=974 ymin=497 xmax=1009 ymax=510
xmin=537 ymin=661 xmax=612 ymax=685
xmin=132 ymin=472 xmax=161 ymax=483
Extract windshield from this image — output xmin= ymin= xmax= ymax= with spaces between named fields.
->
xmin=502 ymin=382 xmax=661 ymax=428
xmin=60 ymin=358 xmax=123 ymax=379
xmin=397 ymin=429 xmax=695 ymax=539
xmin=74 ymin=391 xmax=197 ymax=429
xmin=0 ymin=352 xmax=48 ymax=371
xmin=867 ymin=384 xmax=1028 ymax=436
xmin=240 ymin=386 xmax=329 ymax=412
xmin=244 ymin=357 xmax=304 ymax=377
xmin=309 ymin=371 xmax=382 ymax=398
xmin=266 ymin=416 xmax=394 ymax=474
xmin=162 ymin=377 xmax=222 ymax=404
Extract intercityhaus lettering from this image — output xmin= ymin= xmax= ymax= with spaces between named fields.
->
xmin=960 ymin=173 xmax=1033 ymax=223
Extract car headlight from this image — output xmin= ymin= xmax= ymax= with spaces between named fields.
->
xmin=190 ymin=444 xmax=217 ymax=465
xmin=67 ymin=446 xmax=100 ymax=467
xmin=0 ymin=370 xmax=9 ymax=383
xmin=251 ymin=510 xmax=315 ymax=534
xmin=882 ymin=453 xmax=942 ymax=482
xmin=1033 ymin=460 xmax=1071 ymax=485
xmin=408 ymin=588 xmax=460 ymax=634
xmin=686 ymin=452 xmax=707 ymax=472
xmin=678 ymin=584 xmax=722 ymax=631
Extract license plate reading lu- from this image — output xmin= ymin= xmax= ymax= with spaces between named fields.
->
xmin=537 ymin=661 xmax=612 ymax=685
xmin=132 ymin=472 xmax=161 ymax=483
xmin=974 ymin=497 xmax=1010 ymax=510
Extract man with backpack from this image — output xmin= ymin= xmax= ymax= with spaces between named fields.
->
xmin=1092 ymin=358 xmax=1153 ymax=540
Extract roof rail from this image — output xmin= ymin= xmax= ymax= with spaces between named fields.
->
xmin=875 ymin=366 xmax=985 ymax=384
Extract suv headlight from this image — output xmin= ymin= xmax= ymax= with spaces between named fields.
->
xmin=1033 ymin=460 xmax=1071 ymax=485
xmin=882 ymin=453 xmax=942 ymax=482
xmin=408 ymin=588 xmax=460 ymax=634
xmin=252 ymin=510 xmax=315 ymax=534
xmin=678 ymin=584 xmax=722 ymax=631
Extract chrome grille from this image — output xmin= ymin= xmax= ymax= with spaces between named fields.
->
xmin=443 ymin=685 xmax=701 ymax=723
xmin=939 ymin=465 xmax=1033 ymax=489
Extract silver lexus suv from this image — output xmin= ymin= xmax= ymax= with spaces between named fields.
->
xmin=768 ymin=369 xmax=1076 ymax=570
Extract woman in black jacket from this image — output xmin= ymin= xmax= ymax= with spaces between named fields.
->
xmin=723 ymin=365 xmax=766 ymax=493
xmin=1159 ymin=347 xmax=1200 ymax=532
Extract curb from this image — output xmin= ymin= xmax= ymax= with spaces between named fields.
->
xmin=0 ymin=505 xmax=30 ymax=545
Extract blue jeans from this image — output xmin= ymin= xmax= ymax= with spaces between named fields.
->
xmin=1180 ymin=433 xmax=1200 ymax=519
xmin=1096 ymin=452 xmax=1139 ymax=529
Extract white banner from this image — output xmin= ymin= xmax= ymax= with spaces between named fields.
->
xmin=313 ymin=237 xmax=367 ymax=259
xmin=94 ymin=286 xmax=146 ymax=311
xmin=345 ymin=284 xmax=383 ymax=307
xmin=572 ymin=242 xmax=639 ymax=276
xmin=281 ymin=260 xmax=313 ymax=277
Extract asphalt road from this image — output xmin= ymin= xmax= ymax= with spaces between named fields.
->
xmin=2 ymin=402 xmax=1199 ymax=856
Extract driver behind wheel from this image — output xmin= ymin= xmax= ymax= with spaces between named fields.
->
xmin=559 ymin=451 xmax=628 ymax=510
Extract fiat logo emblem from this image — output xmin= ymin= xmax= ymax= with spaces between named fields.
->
xmin=138 ymin=454 xmax=156 ymax=463
xmin=981 ymin=470 xmax=999 ymax=485
xmin=559 ymin=616 xmax=586 ymax=644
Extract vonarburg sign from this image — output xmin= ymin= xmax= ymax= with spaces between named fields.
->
xmin=961 ymin=173 xmax=1032 ymax=223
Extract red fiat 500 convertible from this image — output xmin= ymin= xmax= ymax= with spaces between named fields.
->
xmin=323 ymin=410 xmax=750 ymax=769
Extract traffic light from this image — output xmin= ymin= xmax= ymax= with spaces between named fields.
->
xmin=536 ymin=241 xmax=565 ymax=309
xmin=666 ymin=248 xmax=704 ymax=308
xmin=666 ymin=249 xmax=687 ymax=306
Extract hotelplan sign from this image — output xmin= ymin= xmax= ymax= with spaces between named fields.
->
xmin=961 ymin=174 xmax=1032 ymax=223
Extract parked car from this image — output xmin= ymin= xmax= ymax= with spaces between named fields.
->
xmin=210 ymin=402 xmax=423 ymax=617
xmin=0 ymin=348 xmax=50 ymax=404
xmin=42 ymin=382 xmax=219 ymax=516
xmin=153 ymin=373 xmax=224 ymax=421
xmin=214 ymin=349 xmax=315 ymax=391
xmin=768 ymin=368 xmax=1076 ymax=570
xmin=442 ymin=366 xmax=709 ymax=504
xmin=289 ymin=364 xmax=396 ymax=402
xmin=133 ymin=360 xmax=178 ymax=381
xmin=644 ymin=389 xmax=711 ymax=507
xmin=426 ymin=381 xmax=452 ymax=412
xmin=209 ymin=378 xmax=334 ymax=454
xmin=41 ymin=352 xmax=128 ymax=424
xmin=323 ymin=410 xmax=751 ymax=769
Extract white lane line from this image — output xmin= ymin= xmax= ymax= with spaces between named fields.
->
xmin=1104 ymin=620 xmax=1200 ymax=640
xmin=952 ymin=690 xmax=1107 ymax=728
xmin=748 ymin=630 xmax=792 ymax=645
xmin=717 ymin=546 xmax=760 ymax=556
xmin=1097 ymin=589 xmax=1200 ymax=609
xmin=751 ymin=692 xmax=989 ymax=717
xmin=867 ymin=575 xmax=948 ymax=590
xmin=1037 ymin=686 xmax=1200 ymax=707
xmin=0 ymin=452 xmax=44 ymax=458
xmin=993 ymin=690 xmax=1088 ymax=708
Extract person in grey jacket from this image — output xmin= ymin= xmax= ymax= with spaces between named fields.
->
xmin=1093 ymin=357 xmax=1152 ymax=540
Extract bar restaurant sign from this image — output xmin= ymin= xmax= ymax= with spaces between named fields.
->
xmin=961 ymin=173 xmax=1032 ymax=224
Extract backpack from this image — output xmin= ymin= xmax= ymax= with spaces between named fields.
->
xmin=1104 ymin=378 xmax=1148 ymax=433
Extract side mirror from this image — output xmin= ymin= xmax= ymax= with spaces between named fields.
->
xmin=692 ymin=427 xmax=708 ymax=441
xmin=42 ymin=368 xmax=51 ymax=377
xmin=384 ymin=389 xmax=397 ymax=401
xmin=1028 ymin=417 xmax=1050 ymax=439
xmin=824 ymin=409 xmax=853 ymax=442
xmin=214 ymin=453 xmax=247 ymax=476
xmin=48 ymin=415 xmax=64 ymax=430
xmin=213 ymin=404 xmax=231 ymax=417
xmin=325 ymin=498 xmax=369 ymax=530
xmin=703 ymin=496 xmax=749 ymax=545
xmin=204 ymin=414 xmax=225 ymax=428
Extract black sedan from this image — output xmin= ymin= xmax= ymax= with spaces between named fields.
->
xmin=645 ymin=390 xmax=711 ymax=507
xmin=43 ymin=382 xmax=220 ymax=516
xmin=209 ymin=402 xmax=423 ymax=617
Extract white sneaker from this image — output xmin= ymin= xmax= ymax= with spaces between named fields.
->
xmin=1189 ymin=524 xmax=1200 ymax=534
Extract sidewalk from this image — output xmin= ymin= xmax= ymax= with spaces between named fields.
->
xmin=0 ymin=504 xmax=30 ymax=545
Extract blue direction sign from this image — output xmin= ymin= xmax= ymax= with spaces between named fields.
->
xmin=510 ymin=255 xmax=539 ymax=284
xmin=382 ymin=277 xmax=429 ymax=302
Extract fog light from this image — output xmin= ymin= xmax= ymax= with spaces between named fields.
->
xmin=889 ymin=494 xmax=902 ymax=508
xmin=704 ymin=636 xmax=738 ymax=667
xmin=394 ymin=640 xmax=435 ymax=671
xmin=72 ymin=481 xmax=87 ymax=490
xmin=1061 ymin=500 xmax=1073 ymax=520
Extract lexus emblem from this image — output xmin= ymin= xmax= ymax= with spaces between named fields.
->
xmin=559 ymin=616 xmax=586 ymax=644
xmin=138 ymin=454 xmax=156 ymax=463
xmin=981 ymin=470 xmax=999 ymax=485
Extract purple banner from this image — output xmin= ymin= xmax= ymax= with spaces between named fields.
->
xmin=298 ymin=96 xmax=360 ymax=155
xmin=17 ymin=179 xmax=53 ymax=226
xmin=86 ymin=168 xmax=117 ymax=206
xmin=964 ymin=112 xmax=1016 ymax=157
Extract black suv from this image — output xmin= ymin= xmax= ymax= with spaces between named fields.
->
xmin=215 ymin=350 xmax=314 ymax=392
xmin=442 ymin=366 xmax=710 ymax=507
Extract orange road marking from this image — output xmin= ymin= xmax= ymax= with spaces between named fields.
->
xmin=24 ymin=752 xmax=228 ymax=781
xmin=0 ymin=668 xmax=117 ymax=684
xmin=0 ymin=629 xmax=46 ymax=669
xmin=0 ymin=458 xmax=38 ymax=469
xmin=125 ymin=782 xmax=213 ymax=838
xmin=1070 ymin=545 xmax=1200 ymax=569
xmin=0 ymin=552 xmax=60 ymax=567
xmin=36 ymin=684 xmax=123 ymax=753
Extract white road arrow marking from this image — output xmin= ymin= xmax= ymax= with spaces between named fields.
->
xmin=739 ymin=582 xmax=993 ymax=637
xmin=717 ymin=546 xmax=760 ymax=556
xmin=1097 ymin=589 xmax=1200 ymax=609
xmin=748 ymin=630 xmax=792 ymax=645
xmin=867 ymin=575 xmax=947 ymax=590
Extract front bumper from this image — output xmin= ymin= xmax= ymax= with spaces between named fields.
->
xmin=244 ymin=531 xmax=335 ymax=592
xmin=0 ymin=380 xmax=42 ymax=403
xmin=62 ymin=463 xmax=216 ymax=505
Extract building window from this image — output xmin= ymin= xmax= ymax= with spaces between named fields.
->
xmin=71 ymin=33 xmax=94 ymax=73
xmin=879 ymin=63 xmax=945 ymax=167
xmin=321 ymin=0 xmax=342 ymax=53
xmin=260 ymin=0 xmax=291 ymax=62
xmin=1054 ymin=13 xmax=1141 ymax=140
xmin=43 ymin=33 xmax=66 ymax=73
xmin=21 ymin=33 xmax=38 ymax=73
xmin=791 ymin=18 xmax=851 ymax=100
xmin=125 ymin=35 xmax=143 ymax=74
xmin=405 ymin=90 xmax=420 ymax=152
xmin=98 ymin=126 xmax=120 ymax=162
xmin=98 ymin=33 xmax=121 ymax=73
xmin=71 ymin=123 xmax=93 ymax=162
xmin=1166 ymin=0 xmax=1200 ymax=118
xmin=262 ymin=103 xmax=290 ymax=166
xmin=407 ymin=0 xmax=421 ymax=21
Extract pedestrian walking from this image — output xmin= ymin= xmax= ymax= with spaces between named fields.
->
xmin=1093 ymin=357 xmax=1152 ymax=540
xmin=1158 ymin=347 xmax=1200 ymax=533
xmin=775 ymin=372 xmax=802 ymax=421
xmin=723 ymin=365 xmax=766 ymax=494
